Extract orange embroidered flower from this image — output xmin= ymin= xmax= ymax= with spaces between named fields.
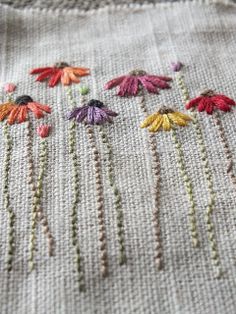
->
xmin=0 ymin=95 xmax=51 ymax=125
xmin=30 ymin=62 xmax=90 ymax=87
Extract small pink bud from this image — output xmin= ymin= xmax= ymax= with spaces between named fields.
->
xmin=4 ymin=83 xmax=16 ymax=93
xmin=170 ymin=62 xmax=183 ymax=72
xmin=37 ymin=125 xmax=51 ymax=138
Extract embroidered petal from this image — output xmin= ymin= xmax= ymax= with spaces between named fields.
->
xmin=30 ymin=67 xmax=53 ymax=74
xmin=140 ymin=113 xmax=159 ymax=128
xmin=29 ymin=103 xmax=51 ymax=114
xmin=70 ymin=67 xmax=90 ymax=76
xmin=61 ymin=71 xmax=70 ymax=85
xmin=213 ymin=98 xmax=231 ymax=112
xmin=197 ymin=98 xmax=209 ymax=112
xmin=67 ymin=71 xmax=81 ymax=84
xmin=8 ymin=107 xmax=20 ymax=125
xmin=75 ymin=107 xmax=89 ymax=123
xmin=36 ymin=69 xmax=55 ymax=82
xmin=138 ymin=77 xmax=158 ymax=94
xmin=48 ymin=70 xmax=62 ymax=87
xmin=145 ymin=76 xmax=171 ymax=89
xmin=162 ymin=114 xmax=171 ymax=131
xmin=186 ymin=96 xmax=203 ymax=110
xmin=102 ymin=107 xmax=118 ymax=117
xmin=148 ymin=115 xmax=163 ymax=132
xmin=168 ymin=113 xmax=188 ymax=127
xmin=104 ymin=76 xmax=126 ymax=90
xmin=17 ymin=107 xmax=28 ymax=123
xmin=175 ymin=112 xmax=192 ymax=121
xmin=213 ymin=95 xmax=235 ymax=107
xmin=117 ymin=76 xmax=133 ymax=96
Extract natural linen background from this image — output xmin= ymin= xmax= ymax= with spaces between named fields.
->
xmin=0 ymin=1 xmax=236 ymax=313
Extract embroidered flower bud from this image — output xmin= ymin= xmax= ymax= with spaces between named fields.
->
xmin=78 ymin=86 xmax=89 ymax=95
xmin=170 ymin=62 xmax=182 ymax=72
xmin=4 ymin=83 xmax=16 ymax=93
xmin=37 ymin=125 xmax=51 ymax=138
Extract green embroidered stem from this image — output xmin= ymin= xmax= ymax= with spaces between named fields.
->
xmin=26 ymin=120 xmax=38 ymax=272
xmin=171 ymin=128 xmax=199 ymax=248
xmin=66 ymin=86 xmax=85 ymax=292
xmin=36 ymin=139 xmax=54 ymax=256
xmin=139 ymin=94 xmax=163 ymax=270
xmin=3 ymin=122 xmax=15 ymax=271
xmin=86 ymin=125 xmax=108 ymax=278
xmin=177 ymin=73 xmax=222 ymax=278
xmin=98 ymin=126 xmax=127 ymax=265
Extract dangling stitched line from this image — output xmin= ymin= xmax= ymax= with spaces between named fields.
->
xmin=2 ymin=122 xmax=15 ymax=271
xmin=171 ymin=128 xmax=199 ymax=248
xmin=66 ymin=86 xmax=85 ymax=292
xmin=139 ymin=94 xmax=163 ymax=270
xmin=176 ymin=73 xmax=222 ymax=278
xmin=85 ymin=124 xmax=109 ymax=277
xmin=36 ymin=127 xmax=54 ymax=257
xmin=98 ymin=126 xmax=126 ymax=265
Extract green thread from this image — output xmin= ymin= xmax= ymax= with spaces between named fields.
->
xmin=172 ymin=128 xmax=199 ymax=248
xmin=36 ymin=139 xmax=54 ymax=256
xmin=78 ymin=86 xmax=89 ymax=96
xmin=66 ymin=86 xmax=85 ymax=292
xmin=3 ymin=122 xmax=15 ymax=271
xmin=98 ymin=126 xmax=127 ymax=265
xmin=177 ymin=73 xmax=222 ymax=278
xmin=26 ymin=120 xmax=38 ymax=272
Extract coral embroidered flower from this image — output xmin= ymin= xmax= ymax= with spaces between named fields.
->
xmin=141 ymin=107 xmax=192 ymax=132
xmin=104 ymin=69 xmax=172 ymax=96
xmin=68 ymin=99 xmax=118 ymax=125
xmin=0 ymin=95 xmax=51 ymax=125
xmin=186 ymin=90 xmax=236 ymax=115
xmin=37 ymin=125 xmax=51 ymax=138
xmin=30 ymin=62 xmax=90 ymax=87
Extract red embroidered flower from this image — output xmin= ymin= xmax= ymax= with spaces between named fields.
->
xmin=30 ymin=62 xmax=90 ymax=87
xmin=186 ymin=90 xmax=236 ymax=115
xmin=0 ymin=95 xmax=51 ymax=125
xmin=104 ymin=69 xmax=172 ymax=96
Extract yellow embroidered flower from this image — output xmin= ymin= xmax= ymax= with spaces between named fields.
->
xmin=140 ymin=107 xmax=192 ymax=132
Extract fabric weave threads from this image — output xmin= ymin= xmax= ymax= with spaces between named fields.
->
xmin=176 ymin=73 xmax=222 ymax=278
xmin=66 ymin=86 xmax=85 ymax=292
xmin=171 ymin=128 xmax=199 ymax=247
xmin=2 ymin=122 xmax=15 ymax=271
xmin=139 ymin=95 xmax=163 ymax=270
xmin=98 ymin=126 xmax=127 ymax=265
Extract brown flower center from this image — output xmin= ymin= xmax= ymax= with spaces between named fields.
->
xmin=200 ymin=89 xmax=215 ymax=97
xmin=15 ymin=95 xmax=33 ymax=106
xmin=54 ymin=62 xmax=70 ymax=68
xmin=129 ymin=69 xmax=147 ymax=76
xmin=158 ymin=106 xmax=174 ymax=114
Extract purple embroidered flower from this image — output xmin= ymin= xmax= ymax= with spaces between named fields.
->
xmin=68 ymin=99 xmax=118 ymax=125
xmin=170 ymin=61 xmax=183 ymax=72
xmin=104 ymin=69 xmax=172 ymax=96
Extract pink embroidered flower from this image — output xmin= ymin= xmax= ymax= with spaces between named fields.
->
xmin=186 ymin=90 xmax=236 ymax=115
xmin=30 ymin=62 xmax=90 ymax=88
xmin=170 ymin=62 xmax=182 ymax=72
xmin=4 ymin=83 xmax=16 ymax=93
xmin=104 ymin=69 xmax=172 ymax=96
xmin=37 ymin=125 xmax=51 ymax=138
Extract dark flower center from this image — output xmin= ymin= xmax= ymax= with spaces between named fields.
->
xmin=15 ymin=95 xmax=33 ymax=105
xmin=87 ymin=99 xmax=104 ymax=108
xmin=200 ymin=89 xmax=215 ymax=97
xmin=129 ymin=69 xmax=147 ymax=76
xmin=54 ymin=62 xmax=70 ymax=68
xmin=158 ymin=106 xmax=174 ymax=114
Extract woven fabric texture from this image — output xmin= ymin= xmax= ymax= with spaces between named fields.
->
xmin=0 ymin=1 xmax=236 ymax=313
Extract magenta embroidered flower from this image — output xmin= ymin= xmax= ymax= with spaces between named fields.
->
xmin=170 ymin=62 xmax=182 ymax=72
xmin=4 ymin=83 xmax=16 ymax=93
xmin=104 ymin=69 xmax=172 ymax=96
xmin=37 ymin=125 xmax=51 ymax=138
xmin=68 ymin=99 xmax=118 ymax=125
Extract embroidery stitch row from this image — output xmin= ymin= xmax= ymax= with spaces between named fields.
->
xmin=176 ymin=73 xmax=222 ymax=278
xmin=66 ymin=86 xmax=85 ymax=291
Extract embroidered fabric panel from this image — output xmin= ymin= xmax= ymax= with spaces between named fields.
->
xmin=0 ymin=2 xmax=236 ymax=313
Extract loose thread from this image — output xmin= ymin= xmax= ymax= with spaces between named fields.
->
xmin=98 ymin=126 xmax=127 ymax=265
xmin=26 ymin=120 xmax=38 ymax=272
xmin=86 ymin=125 xmax=109 ymax=278
xmin=176 ymin=73 xmax=222 ymax=278
xmin=36 ymin=139 xmax=54 ymax=256
xmin=139 ymin=94 xmax=162 ymax=270
xmin=3 ymin=122 xmax=15 ymax=271
xmin=213 ymin=112 xmax=236 ymax=188
xmin=171 ymin=128 xmax=199 ymax=248
xmin=66 ymin=86 xmax=85 ymax=292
